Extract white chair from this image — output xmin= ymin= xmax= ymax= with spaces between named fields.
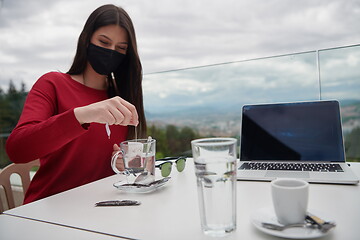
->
xmin=0 ymin=159 xmax=40 ymax=212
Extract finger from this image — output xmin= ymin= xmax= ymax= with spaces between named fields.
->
xmin=109 ymin=97 xmax=133 ymax=125
xmin=105 ymin=112 xmax=117 ymax=125
xmin=94 ymin=107 xmax=116 ymax=125
xmin=108 ymin=106 xmax=125 ymax=125
xmin=115 ymin=153 xmax=124 ymax=171
xmin=113 ymin=144 xmax=120 ymax=151
xmin=98 ymin=99 xmax=124 ymax=125
xmin=116 ymin=160 xmax=125 ymax=171
xmin=119 ymin=98 xmax=139 ymax=126
xmin=115 ymin=104 xmax=132 ymax=125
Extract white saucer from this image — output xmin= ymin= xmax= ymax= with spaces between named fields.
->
xmin=113 ymin=177 xmax=170 ymax=193
xmin=251 ymin=208 xmax=334 ymax=239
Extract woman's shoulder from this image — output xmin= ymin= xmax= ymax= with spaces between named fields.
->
xmin=38 ymin=71 xmax=69 ymax=82
xmin=32 ymin=71 xmax=69 ymax=88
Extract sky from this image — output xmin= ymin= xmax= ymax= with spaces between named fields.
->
xmin=0 ymin=0 xmax=360 ymax=95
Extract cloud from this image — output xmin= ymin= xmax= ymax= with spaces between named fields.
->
xmin=0 ymin=0 xmax=359 ymax=96
xmin=0 ymin=0 xmax=119 ymax=89
xmin=143 ymin=50 xmax=324 ymax=114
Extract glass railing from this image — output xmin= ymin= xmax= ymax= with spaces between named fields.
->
xmin=143 ymin=44 xmax=360 ymax=161
xmin=318 ymin=45 xmax=360 ymax=161
xmin=1 ymin=44 xmax=359 ymax=165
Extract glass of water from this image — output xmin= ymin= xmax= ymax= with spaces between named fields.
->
xmin=191 ymin=138 xmax=237 ymax=237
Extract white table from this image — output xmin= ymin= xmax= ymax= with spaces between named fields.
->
xmin=3 ymin=161 xmax=360 ymax=240
xmin=0 ymin=214 xmax=127 ymax=240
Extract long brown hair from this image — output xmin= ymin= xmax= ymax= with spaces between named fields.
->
xmin=67 ymin=4 xmax=146 ymax=139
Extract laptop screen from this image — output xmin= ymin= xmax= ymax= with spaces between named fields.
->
xmin=240 ymin=101 xmax=345 ymax=162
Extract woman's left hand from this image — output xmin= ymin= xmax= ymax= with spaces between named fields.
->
xmin=112 ymin=144 xmax=125 ymax=171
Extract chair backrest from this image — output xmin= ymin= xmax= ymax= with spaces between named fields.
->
xmin=0 ymin=159 xmax=40 ymax=213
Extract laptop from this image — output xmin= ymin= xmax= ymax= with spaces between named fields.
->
xmin=237 ymin=100 xmax=359 ymax=184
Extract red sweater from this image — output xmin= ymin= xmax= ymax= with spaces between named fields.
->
xmin=6 ymin=72 xmax=128 ymax=204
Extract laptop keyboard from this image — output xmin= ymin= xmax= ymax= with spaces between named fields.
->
xmin=239 ymin=162 xmax=344 ymax=172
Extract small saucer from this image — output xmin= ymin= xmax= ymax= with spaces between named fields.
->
xmin=113 ymin=177 xmax=170 ymax=193
xmin=251 ymin=208 xmax=333 ymax=239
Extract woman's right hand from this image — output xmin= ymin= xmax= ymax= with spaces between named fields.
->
xmin=74 ymin=96 xmax=139 ymax=126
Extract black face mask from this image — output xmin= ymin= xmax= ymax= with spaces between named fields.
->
xmin=87 ymin=43 xmax=126 ymax=75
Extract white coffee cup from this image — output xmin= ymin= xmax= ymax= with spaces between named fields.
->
xmin=271 ymin=178 xmax=309 ymax=225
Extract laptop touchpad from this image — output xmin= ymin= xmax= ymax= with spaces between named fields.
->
xmin=265 ymin=171 xmax=310 ymax=178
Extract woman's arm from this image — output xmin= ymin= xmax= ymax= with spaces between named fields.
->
xmin=5 ymin=74 xmax=88 ymax=163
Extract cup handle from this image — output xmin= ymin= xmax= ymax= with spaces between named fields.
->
xmin=111 ymin=150 xmax=124 ymax=174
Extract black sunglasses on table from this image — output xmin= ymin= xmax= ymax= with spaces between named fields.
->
xmin=155 ymin=156 xmax=187 ymax=177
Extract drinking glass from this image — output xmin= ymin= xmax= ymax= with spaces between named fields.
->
xmin=191 ymin=138 xmax=237 ymax=237
xmin=111 ymin=139 xmax=156 ymax=184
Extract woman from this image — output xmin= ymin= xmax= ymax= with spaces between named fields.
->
xmin=6 ymin=4 xmax=147 ymax=204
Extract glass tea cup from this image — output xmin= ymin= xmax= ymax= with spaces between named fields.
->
xmin=111 ymin=139 xmax=156 ymax=184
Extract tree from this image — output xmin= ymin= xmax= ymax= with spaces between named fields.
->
xmin=147 ymin=124 xmax=169 ymax=158
xmin=147 ymin=124 xmax=200 ymax=158
xmin=0 ymin=80 xmax=28 ymax=168
xmin=0 ymin=80 xmax=27 ymax=133
xmin=179 ymin=126 xmax=198 ymax=154
xmin=345 ymin=127 xmax=360 ymax=161
xmin=166 ymin=125 xmax=182 ymax=155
